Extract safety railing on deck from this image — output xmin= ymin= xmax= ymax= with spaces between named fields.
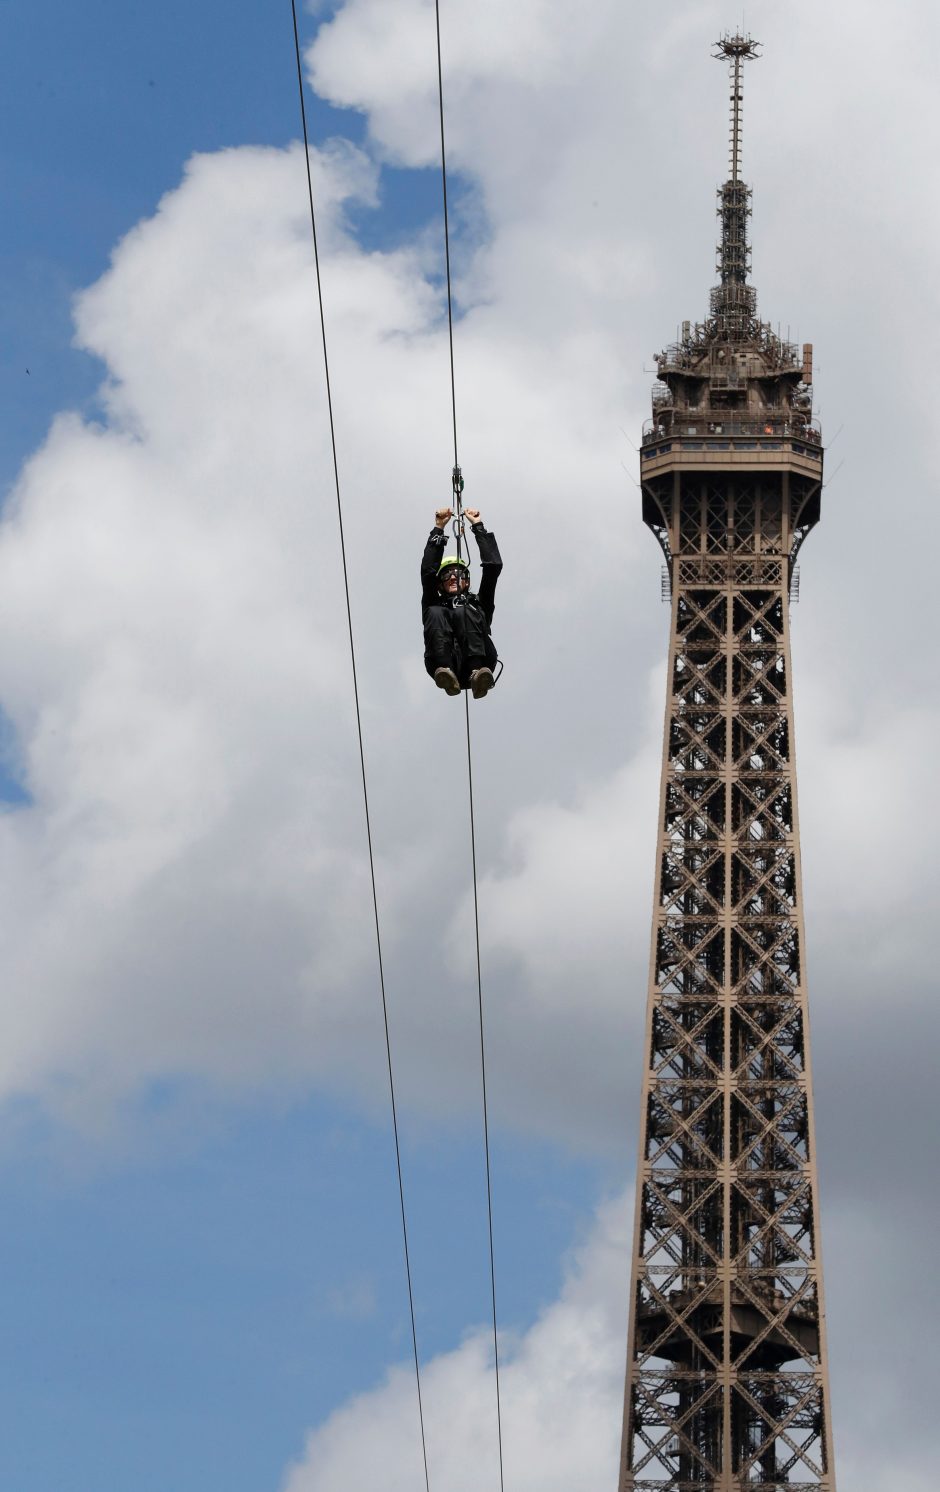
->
xmin=642 ymin=418 xmax=821 ymax=447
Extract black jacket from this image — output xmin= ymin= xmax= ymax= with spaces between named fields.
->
xmin=421 ymin=523 xmax=503 ymax=625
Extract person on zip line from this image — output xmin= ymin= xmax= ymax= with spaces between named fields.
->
xmin=421 ymin=505 xmax=502 ymax=699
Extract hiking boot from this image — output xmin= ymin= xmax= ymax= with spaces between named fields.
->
xmin=470 ymin=667 xmax=495 ymax=700
xmin=434 ymin=667 xmax=461 ymax=697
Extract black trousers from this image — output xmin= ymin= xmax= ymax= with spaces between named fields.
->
xmin=424 ymin=604 xmax=497 ymax=684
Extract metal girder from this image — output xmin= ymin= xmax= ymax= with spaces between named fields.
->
xmin=618 ymin=464 xmax=836 ymax=1490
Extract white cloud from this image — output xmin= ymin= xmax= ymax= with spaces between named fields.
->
xmin=0 ymin=0 xmax=935 ymax=1163
xmin=0 ymin=141 xmax=404 ymax=1108
xmin=0 ymin=103 xmax=641 ymax=1131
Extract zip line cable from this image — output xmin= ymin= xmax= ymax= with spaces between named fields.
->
xmin=463 ymin=693 xmax=505 ymax=1490
xmin=288 ymin=8 xmax=431 ymax=1489
xmin=434 ymin=6 xmax=506 ymax=1488
xmin=434 ymin=0 xmax=461 ymax=558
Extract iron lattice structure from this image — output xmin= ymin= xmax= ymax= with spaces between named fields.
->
xmin=618 ymin=37 xmax=836 ymax=1492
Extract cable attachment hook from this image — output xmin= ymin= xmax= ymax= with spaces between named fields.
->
xmin=451 ymin=465 xmax=466 ymax=557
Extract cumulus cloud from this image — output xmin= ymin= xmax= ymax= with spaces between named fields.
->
xmin=0 ymin=142 xmax=381 ymax=1108
xmin=0 ymin=116 xmax=637 ymax=1128
xmin=0 ymin=0 xmax=935 ymax=1162
xmin=0 ymin=9 xmax=647 ymax=1133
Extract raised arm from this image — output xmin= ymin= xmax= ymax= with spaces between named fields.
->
xmin=465 ymin=508 xmax=503 ymax=622
xmin=421 ymin=506 xmax=452 ymax=612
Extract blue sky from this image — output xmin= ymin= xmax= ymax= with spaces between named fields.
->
xmin=1 ymin=1 xmax=938 ymax=1488
xmin=0 ymin=0 xmax=447 ymax=497
xmin=3 ymin=0 xmax=296 ymax=490
xmin=0 ymin=1092 xmax=602 ymax=1489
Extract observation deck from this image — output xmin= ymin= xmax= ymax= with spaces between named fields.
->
xmin=640 ymin=418 xmax=823 ymax=480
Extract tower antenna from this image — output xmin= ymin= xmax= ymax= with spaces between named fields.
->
xmin=711 ymin=32 xmax=761 ymax=338
xmin=714 ymin=31 xmax=760 ymax=183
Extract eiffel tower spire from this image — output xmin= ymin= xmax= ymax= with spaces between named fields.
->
xmin=710 ymin=33 xmax=760 ymax=340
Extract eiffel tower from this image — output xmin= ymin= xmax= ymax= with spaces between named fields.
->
xmin=618 ymin=35 xmax=836 ymax=1492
